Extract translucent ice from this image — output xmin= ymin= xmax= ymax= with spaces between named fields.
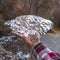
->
xmin=5 ymin=15 xmax=53 ymax=39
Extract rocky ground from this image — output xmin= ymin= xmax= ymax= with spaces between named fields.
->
xmin=0 ymin=29 xmax=60 ymax=60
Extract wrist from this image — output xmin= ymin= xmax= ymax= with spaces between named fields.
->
xmin=32 ymin=41 xmax=41 ymax=48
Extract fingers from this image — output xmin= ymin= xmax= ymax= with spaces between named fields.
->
xmin=10 ymin=31 xmax=38 ymax=46
xmin=11 ymin=31 xmax=25 ymax=38
xmin=11 ymin=31 xmax=33 ymax=45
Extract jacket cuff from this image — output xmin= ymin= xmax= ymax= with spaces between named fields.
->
xmin=34 ymin=43 xmax=46 ymax=54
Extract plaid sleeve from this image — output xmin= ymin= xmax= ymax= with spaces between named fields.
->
xmin=34 ymin=43 xmax=60 ymax=60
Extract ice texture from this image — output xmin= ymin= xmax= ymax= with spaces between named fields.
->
xmin=5 ymin=15 xmax=53 ymax=39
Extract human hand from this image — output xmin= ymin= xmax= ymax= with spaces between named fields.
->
xmin=11 ymin=31 xmax=41 ymax=47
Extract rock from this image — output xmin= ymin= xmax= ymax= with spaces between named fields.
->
xmin=0 ymin=20 xmax=11 ymax=37
xmin=0 ymin=35 xmax=32 ymax=60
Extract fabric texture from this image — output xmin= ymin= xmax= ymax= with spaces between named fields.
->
xmin=34 ymin=43 xmax=60 ymax=60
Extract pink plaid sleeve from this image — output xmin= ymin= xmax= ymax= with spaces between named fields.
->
xmin=34 ymin=43 xmax=60 ymax=60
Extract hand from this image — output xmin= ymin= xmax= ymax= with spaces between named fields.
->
xmin=11 ymin=31 xmax=41 ymax=47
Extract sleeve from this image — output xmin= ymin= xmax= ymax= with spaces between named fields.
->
xmin=34 ymin=43 xmax=60 ymax=60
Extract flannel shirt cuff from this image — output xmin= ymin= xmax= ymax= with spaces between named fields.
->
xmin=34 ymin=43 xmax=60 ymax=60
xmin=34 ymin=43 xmax=46 ymax=54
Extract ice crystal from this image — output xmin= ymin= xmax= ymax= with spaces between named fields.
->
xmin=5 ymin=15 xmax=53 ymax=39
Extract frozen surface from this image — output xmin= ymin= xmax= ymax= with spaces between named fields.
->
xmin=5 ymin=15 xmax=53 ymax=39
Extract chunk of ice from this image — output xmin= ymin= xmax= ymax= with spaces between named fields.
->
xmin=5 ymin=15 xmax=53 ymax=38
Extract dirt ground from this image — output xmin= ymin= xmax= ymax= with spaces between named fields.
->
xmin=41 ymin=30 xmax=60 ymax=52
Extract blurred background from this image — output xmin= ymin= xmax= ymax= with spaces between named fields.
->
xmin=0 ymin=0 xmax=60 ymax=60
xmin=0 ymin=0 xmax=60 ymax=36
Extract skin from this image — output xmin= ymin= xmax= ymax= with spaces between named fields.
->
xmin=11 ymin=31 xmax=41 ymax=47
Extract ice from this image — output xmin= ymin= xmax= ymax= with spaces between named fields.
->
xmin=5 ymin=15 xmax=53 ymax=39
xmin=17 ymin=51 xmax=30 ymax=59
xmin=23 ymin=53 xmax=30 ymax=58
